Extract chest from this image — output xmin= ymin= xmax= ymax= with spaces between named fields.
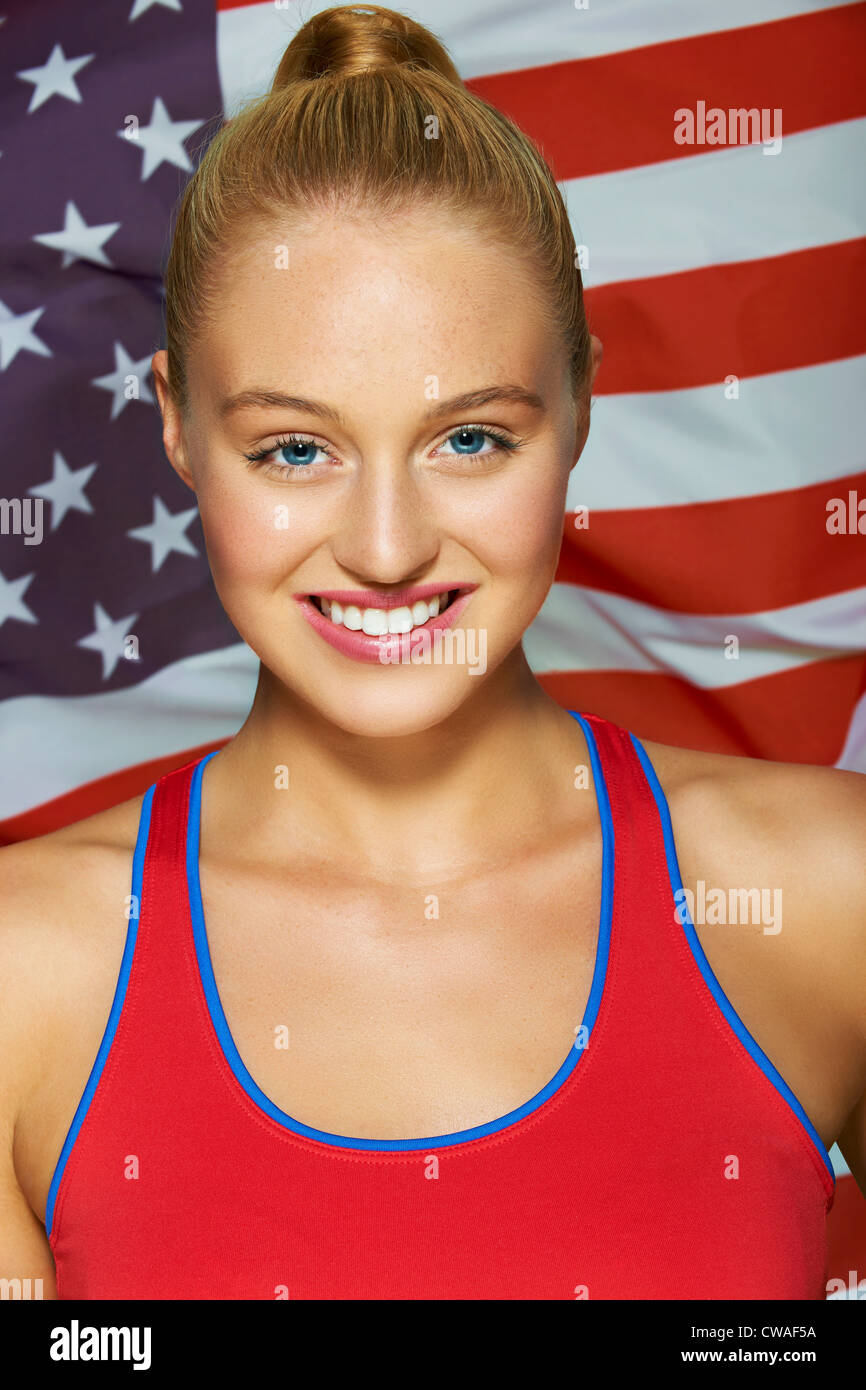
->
xmin=198 ymin=846 xmax=602 ymax=1138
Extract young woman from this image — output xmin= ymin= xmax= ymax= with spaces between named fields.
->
xmin=1 ymin=5 xmax=864 ymax=1301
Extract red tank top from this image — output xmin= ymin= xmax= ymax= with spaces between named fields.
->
xmin=46 ymin=711 xmax=835 ymax=1299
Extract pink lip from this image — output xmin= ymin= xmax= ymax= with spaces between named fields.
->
xmin=295 ymin=586 xmax=477 ymax=664
xmin=295 ymin=581 xmax=476 ymax=611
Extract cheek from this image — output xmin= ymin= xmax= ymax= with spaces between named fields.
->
xmin=196 ymin=471 xmax=310 ymax=591
xmin=442 ymin=456 xmax=568 ymax=583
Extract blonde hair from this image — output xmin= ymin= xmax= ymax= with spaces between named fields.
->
xmin=163 ymin=4 xmax=593 ymax=417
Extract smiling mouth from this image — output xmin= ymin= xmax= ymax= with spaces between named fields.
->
xmin=308 ymin=589 xmax=459 ymax=635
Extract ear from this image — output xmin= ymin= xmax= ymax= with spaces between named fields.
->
xmin=151 ymin=350 xmax=195 ymax=491
xmin=588 ymin=333 xmax=603 ymax=388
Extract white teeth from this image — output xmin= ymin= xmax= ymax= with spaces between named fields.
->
xmin=362 ymin=608 xmax=389 ymax=636
xmin=314 ymin=592 xmax=452 ymax=634
xmin=388 ymin=606 xmax=413 ymax=634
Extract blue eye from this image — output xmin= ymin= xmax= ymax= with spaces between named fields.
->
xmin=243 ymin=434 xmax=329 ymax=471
xmin=274 ymin=439 xmax=320 ymax=466
xmin=444 ymin=428 xmax=493 ymax=455
xmin=438 ymin=426 xmax=519 ymax=458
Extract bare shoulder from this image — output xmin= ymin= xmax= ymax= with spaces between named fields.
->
xmin=637 ymin=735 xmax=866 ymax=905
xmin=637 ymin=735 xmax=866 ymax=1043
xmin=0 ymin=795 xmax=144 ymax=1124
xmin=639 ymin=732 xmax=866 ymax=824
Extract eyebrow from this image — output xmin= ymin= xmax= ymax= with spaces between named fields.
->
xmin=219 ymin=384 xmax=545 ymax=425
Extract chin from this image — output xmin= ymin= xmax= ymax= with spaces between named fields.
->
xmin=289 ymin=665 xmax=488 ymax=740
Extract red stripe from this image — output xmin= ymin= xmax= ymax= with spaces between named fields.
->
xmin=539 ymin=654 xmax=866 ymax=763
xmin=0 ymin=740 xmax=229 ymax=846
xmin=827 ymin=1175 xmax=866 ymax=1286
xmin=468 ymin=5 xmax=866 ymax=180
xmin=559 ymin=470 xmax=866 ymax=614
xmin=586 ymin=239 xmax=866 ymax=393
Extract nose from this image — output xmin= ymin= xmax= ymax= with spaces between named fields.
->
xmin=329 ymin=452 xmax=441 ymax=586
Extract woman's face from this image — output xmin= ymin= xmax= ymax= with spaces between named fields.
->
xmin=153 ymin=208 xmax=600 ymax=738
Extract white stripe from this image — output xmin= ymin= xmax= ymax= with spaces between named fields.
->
xmin=216 ymin=1 xmax=854 ymax=111
xmin=524 ymin=582 xmax=866 ymax=686
xmin=413 ymin=0 xmax=856 ymax=80
xmin=0 ymin=644 xmax=258 ymax=820
xmin=569 ymin=355 xmax=866 ymax=512
xmin=217 ymin=2 xmax=295 ymax=115
xmin=567 ymin=118 xmax=866 ymax=290
xmin=829 ymin=1143 xmax=852 ymax=1177
xmin=835 ymin=687 xmax=866 ymax=773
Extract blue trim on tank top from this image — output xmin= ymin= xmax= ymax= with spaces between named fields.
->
xmin=628 ymin=732 xmax=836 ymax=1187
xmin=186 ymin=710 xmax=614 ymax=1151
xmin=44 ymin=784 xmax=156 ymax=1237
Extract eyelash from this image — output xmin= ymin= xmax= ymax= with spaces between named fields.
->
xmin=242 ymin=425 xmax=523 ymax=478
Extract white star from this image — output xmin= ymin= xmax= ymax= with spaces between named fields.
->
xmin=91 ymin=342 xmax=154 ymax=420
xmin=0 ymin=570 xmax=37 ymax=628
xmin=129 ymin=0 xmax=183 ymax=18
xmin=17 ymin=43 xmax=95 ymax=114
xmin=77 ymin=603 xmax=140 ymax=680
xmin=0 ymin=299 xmax=51 ymax=371
xmin=128 ymin=496 xmax=199 ymax=571
xmin=28 ymin=451 xmax=97 ymax=531
xmin=33 ymin=201 xmax=121 ymax=270
xmin=119 ymin=95 xmax=205 ymax=181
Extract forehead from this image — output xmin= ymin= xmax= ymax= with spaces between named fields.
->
xmin=187 ymin=207 xmax=562 ymax=412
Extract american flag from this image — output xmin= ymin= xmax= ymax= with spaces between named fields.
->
xmin=1 ymin=0 xmax=864 ymax=1288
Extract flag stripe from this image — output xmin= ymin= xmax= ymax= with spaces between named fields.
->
xmin=468 ymin=5 xmax=866 ymax=181
xmin=0 ymin=741 xmax=228 ymax=848
xmin=560 ymin=470 xmax=866 ymax=614
xmin=568 ymin=117 xmax=866 ymax=290
xmin=528 ymin=582 xmax=866 ymax=685
xmin=538 ymin=654 xmax=866 ymax=762
xmin=0 ymin=644 xmax=258 ymax=821
xmin=827 ymin=1175 xmax=866 ymax=1287
xmin=570 ymin=356 xmax=866 ymax=511
xmin=586 ymin=238 xmax=866 ymax=394
xmin=837 ymin=688 xmax=866 ymax=770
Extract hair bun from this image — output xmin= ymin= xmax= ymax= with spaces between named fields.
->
xmin=271 ymin=4 xmax=462 ymax=90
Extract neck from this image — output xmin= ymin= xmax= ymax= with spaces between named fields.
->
xmin=203 ymin=647 xmax=586 ymax=881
